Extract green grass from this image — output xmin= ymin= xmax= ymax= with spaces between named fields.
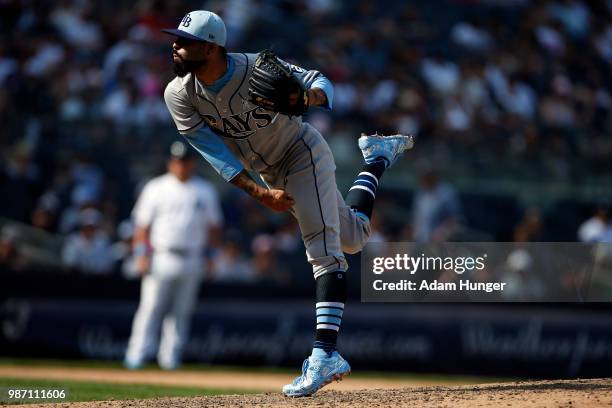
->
xmin=0 ymin=358 xmax=514 ymax=384
xmin=0 ymin=377 xmax=253 ymax=405
xmin=0 ymin=359 xmax=125 ymax=369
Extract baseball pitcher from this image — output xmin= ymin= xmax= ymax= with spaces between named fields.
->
xmin=161 ymin=10 xmax=413 ymax=396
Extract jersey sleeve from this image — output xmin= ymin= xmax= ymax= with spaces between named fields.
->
xmin=164 ymin=80 xmax=205 ymax=134
xmin=286 ymin=61 xmax=334 ymax=110
xmin=183 ymin=127 xmax=244 ymax=182
xmin=132 ymin=180 xmax=157 ymax=228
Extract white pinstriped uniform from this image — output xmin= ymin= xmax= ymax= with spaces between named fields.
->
xmin=125 ymin=173 xmax=222 ymax=367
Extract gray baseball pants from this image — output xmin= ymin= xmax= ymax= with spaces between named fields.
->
xmin=260 ymin=123 xmax=371 ymax=278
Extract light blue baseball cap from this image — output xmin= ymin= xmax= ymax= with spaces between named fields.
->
xmin=161 ymin=10 xmax=227 ymax=47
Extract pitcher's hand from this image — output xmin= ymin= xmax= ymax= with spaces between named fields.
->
xmin=260 ymin=189 xmax=295 ymax=212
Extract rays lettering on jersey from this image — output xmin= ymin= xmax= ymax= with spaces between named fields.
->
xmin=202 ymin=107 xmax=273 ymax=139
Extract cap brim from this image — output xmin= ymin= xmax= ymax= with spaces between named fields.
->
xmin=160 ymin=28 xmax=205 ymax=42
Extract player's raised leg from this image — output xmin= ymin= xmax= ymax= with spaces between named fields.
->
xmin=344 ymin=133 xmax=414 ymax=220
xmin=335 ymin=133 xmax=414 ymax=255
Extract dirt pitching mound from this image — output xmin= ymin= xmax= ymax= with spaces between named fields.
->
xmin=18 ymin=378 xmax=612 ymax=408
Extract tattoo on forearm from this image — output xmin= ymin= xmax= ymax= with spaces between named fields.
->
xmin=230 ymin=170 xmax=263 ymax=200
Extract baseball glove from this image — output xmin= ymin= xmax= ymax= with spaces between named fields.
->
xmin=248 ymin=49 xmax=308 ymax=116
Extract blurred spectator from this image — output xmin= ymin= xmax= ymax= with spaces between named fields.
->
xmin=31 ymin=192 xmax=61 ymax=233
xmin=109 ymin=219 xmax=138 ymax=278
xmin=211 ymin=229 xmax=254 ymax=283
xmin=102 ymin=25 xmax=150 ymax=87
xmin=459 ymin=64 xmax=491 ymax=117
xmin=539 ymin=93 xmax=575 ymax=127
xmin=535 ymin=23 xmax=566 ymax=56
xmin=500 ymin=76 xmax=538 ymax=120
xmin=0 ymin=225 xmax=29 ymax=272
xmin=578 ymin=204 xmax=610 ymax=242
xmin=0 ymin=143 xmax=42 ymax=223
xmin=61 ymin=208 xmax=114 ymax=274
xmin=499 ymin=247 xmax=547 ymax=300
xmin=451 ymin=20 xmax=494 ymax=53
xmin=550 ymin=0 xmax=590 ymax=39
xmin=50 ymin=1 xmax=104 ymax=50
xmin=272 ymin=217 xmax=301 ymax=254
xmin=368 ymin=215 xmax=390 ymax=243
xmin=70 ymin=154 xmax=104 ymax=196
xmin=219 ymin=0 xmax=257 ymax=48
xmin=594 ymin=24 xmax=612 ymax=62
xmin=420 ymin=56 xmax=460 ymax=96
xmin=411 ymin=166 xmax=462 ymax=242
xmin=251 ymin=234 xmax=290 ymax=285
xmin=513 ymin=207 xmax=543 ymax=242
xmin=443 ymin=95 xmax=472 ymax=132
xmin=24 ymin=39 xmax=65 ymax=78
xmin=58 ymin=184 xmax=100 ymax=234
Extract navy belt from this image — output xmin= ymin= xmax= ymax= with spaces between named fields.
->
xmin=156 ymin=248 xmax=203 ymax=257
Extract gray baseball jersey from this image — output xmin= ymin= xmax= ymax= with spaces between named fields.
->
xmin=164 ymin=53 xmax=327 ymax=178
xmin=164 ymin=52 xmax=371 ymax=277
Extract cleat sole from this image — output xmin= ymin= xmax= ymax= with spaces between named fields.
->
xmin=283 ymin=369 xmax=351 ymax=397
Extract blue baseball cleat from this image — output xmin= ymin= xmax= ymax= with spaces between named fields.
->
xmin=358 ymin=133 xmax=414 ymax=168
xmin=282 ymin=351 xmax=351 ymax=397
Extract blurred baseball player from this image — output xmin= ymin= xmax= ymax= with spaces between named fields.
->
xmin=124 ymin=141 xmax=222 ymax=370
xmin=161 ymin=11 xmax=413 ymax=396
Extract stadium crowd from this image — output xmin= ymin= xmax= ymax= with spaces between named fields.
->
xmin=0 ymin=0 xmax=611 ymax=281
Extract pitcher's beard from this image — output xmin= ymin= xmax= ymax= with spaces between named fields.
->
xmin=172 ymin=55 xmax=207 ymax=77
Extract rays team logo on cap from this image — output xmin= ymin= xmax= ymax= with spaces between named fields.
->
xmin=161 ymin=10 xmax=227 ymax=47
xmin=181 ymin=14 xmax=192 ymax=27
